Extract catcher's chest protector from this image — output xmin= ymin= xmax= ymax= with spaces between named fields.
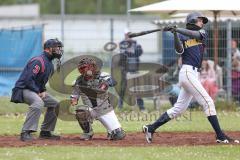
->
xmin=76 ymin=75 xmax=113 ymax=116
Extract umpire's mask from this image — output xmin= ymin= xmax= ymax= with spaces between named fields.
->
xmin=44 ymin=38 xmax=64 ymax=59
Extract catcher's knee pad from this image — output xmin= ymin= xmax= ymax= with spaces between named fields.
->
xmin=75 ymin=108 xmax=93 ymax=134
xmin=98 ymin=110 xmax=122 ymax=132
xmin=108 ymin=128 xmax=126 ymax=140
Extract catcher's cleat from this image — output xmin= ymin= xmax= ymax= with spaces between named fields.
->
xmin=108 ymin=128 xmax=126 ymax=140
xmin=142 ymin=125 xmax=153 ymax=143
xmin=81 ymin=131 xmax=94 ymax=140
xmin=20 ymin=131 xmax=34 ymax=141
xmin=39 ymin=131 xmax=60 ymax=140
xmin=216 ymin=133 xmax=235 ymax=144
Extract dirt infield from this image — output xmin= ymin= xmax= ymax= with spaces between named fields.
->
xmin=0 ymin=131 xmax=240 ymax=147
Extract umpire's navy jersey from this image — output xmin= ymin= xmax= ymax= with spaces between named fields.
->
xmin=179 ymin=29 xmax=207 ymax=68
xmin=14 ymin=52 xmax=54 ymax=93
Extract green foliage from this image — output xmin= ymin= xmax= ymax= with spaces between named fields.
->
xmin=188 ymin=100 xmax=240 ymax=112
xmin=40 ymin=0 xmax=61 ymax=14
xmin=133 ymin=0 xmax=163 ymax=8
xmin=66 ymin=0 xmax=97 ymax=14
xmin=0 ymin=0 xmax=165 ymax=15
xmin=101 ymin=0 xmax=126 ymax=14
xmin=215 ymin=100 xmax=240 ymax=111
xmin=0 ymin=0 xmax=19 ymax=5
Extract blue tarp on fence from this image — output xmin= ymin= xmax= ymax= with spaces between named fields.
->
xmin=0 ymin=25 xmax=43 ymax=96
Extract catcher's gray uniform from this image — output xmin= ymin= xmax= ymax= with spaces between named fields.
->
xmin=71 ymin=72 xmax=125 ymax=140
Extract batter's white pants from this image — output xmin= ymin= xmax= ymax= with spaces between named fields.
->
xmin=167 ymin=65 xmax=217 ymax=118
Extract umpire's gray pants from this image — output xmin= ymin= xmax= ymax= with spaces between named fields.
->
xmin=22 ymin=89 xmax=59 ymax=132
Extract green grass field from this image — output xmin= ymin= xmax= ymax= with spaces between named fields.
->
xmin=0 ymin=110 xmax=240 ymax=160
xmin=0 ymin=111 xmax=240 ymax=135
xmin=0 ymin=145 xmax=239 ymax=160
xmin=1 ymin=95 xmax=240 ymax=160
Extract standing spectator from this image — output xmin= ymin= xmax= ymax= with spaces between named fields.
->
xmin=11 ymin=39 xmax=63 ymax=141
xmin=200 ymin=59 xmax=219 ymax=100
xmin=231 ymin=39 xmax=240 ymax=103
xmin=232 ymin=39 xmax=240 ymax=71
xmin=232 ymin=70 xmax=240 ymax=104
xmin=232 ymin=39 xmax=240 ymax=60
xmin=118 ymin=28 xmax=145 ymax=111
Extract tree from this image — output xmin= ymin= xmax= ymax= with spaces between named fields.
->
xmin=0 ymin=0 xmax=165 ymax=15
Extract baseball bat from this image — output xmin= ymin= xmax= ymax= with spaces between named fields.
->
xmin=128 ymin=28 xmax=162 ymax=38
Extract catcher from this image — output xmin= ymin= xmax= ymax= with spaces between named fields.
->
xmin=70 ymin=57 xmax=125 ymax=140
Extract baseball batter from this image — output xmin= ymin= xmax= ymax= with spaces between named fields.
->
xmin=71 ymin=57 xmax=125 ymax=140
xmin=143 ymin=12 xmax=237 ymax=144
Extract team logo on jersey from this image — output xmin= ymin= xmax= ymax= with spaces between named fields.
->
xmin=184 ymin=39 xmax=202 ymax=48
xmin=33 ymin=65 xmax=40 ymax=74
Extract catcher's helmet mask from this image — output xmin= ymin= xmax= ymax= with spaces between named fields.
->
xmin=78 ymin=57 xmax=98 ymax=80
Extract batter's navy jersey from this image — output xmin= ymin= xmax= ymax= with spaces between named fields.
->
xmin=179 ymin=29 xmax=207 ymax=68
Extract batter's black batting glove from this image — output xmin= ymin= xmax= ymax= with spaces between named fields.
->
xmin=163 ymin=25 xmax=177 ymax=33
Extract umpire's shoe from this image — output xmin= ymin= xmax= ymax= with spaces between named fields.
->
xmin=142 ymin=125 xmax=153 ymax=143
xmin=39 ymin=131 xmax=60 ymax=140
xmin=20 ymin=131 xmax=34 ymax=141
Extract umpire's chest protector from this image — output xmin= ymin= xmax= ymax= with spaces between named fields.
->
xmin=40 ymin=55 xmax=54 ymax=84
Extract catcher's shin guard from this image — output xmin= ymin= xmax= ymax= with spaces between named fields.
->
xmin=81 ymin=130 xmax=94 ymax=140
xmin=108 ymin=128 xmax=126 ymax=140
xmin=75 ymin=108 xmax=93 ymax=140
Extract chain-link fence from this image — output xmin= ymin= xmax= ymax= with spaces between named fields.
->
xmin=1 ymin=15 xmax=240 ymax=109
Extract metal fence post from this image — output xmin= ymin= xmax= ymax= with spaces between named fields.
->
xmin=109 ymin=18 xmax=114 ymax=67
xmin=126 ymin=0 xmax=131 ymax=28
xmin=226 ymin=20 xmax=232 ymax=102
xmin=60 ymin=0 xmax=65 ymax=64
xmin=110 ymin=18 xmax=114 ymax=43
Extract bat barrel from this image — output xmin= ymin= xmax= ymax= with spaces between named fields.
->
xmin=128 ymin=28 xmax=162 ymax=38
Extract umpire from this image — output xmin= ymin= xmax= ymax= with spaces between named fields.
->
xmin=11 ymin=38 xmax=63 ymax=141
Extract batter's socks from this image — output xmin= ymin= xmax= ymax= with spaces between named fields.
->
xmin=148 ymin=112 xmax=171 ymax=133
xmin=207 ymin=115 xmax=225 ymax=138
